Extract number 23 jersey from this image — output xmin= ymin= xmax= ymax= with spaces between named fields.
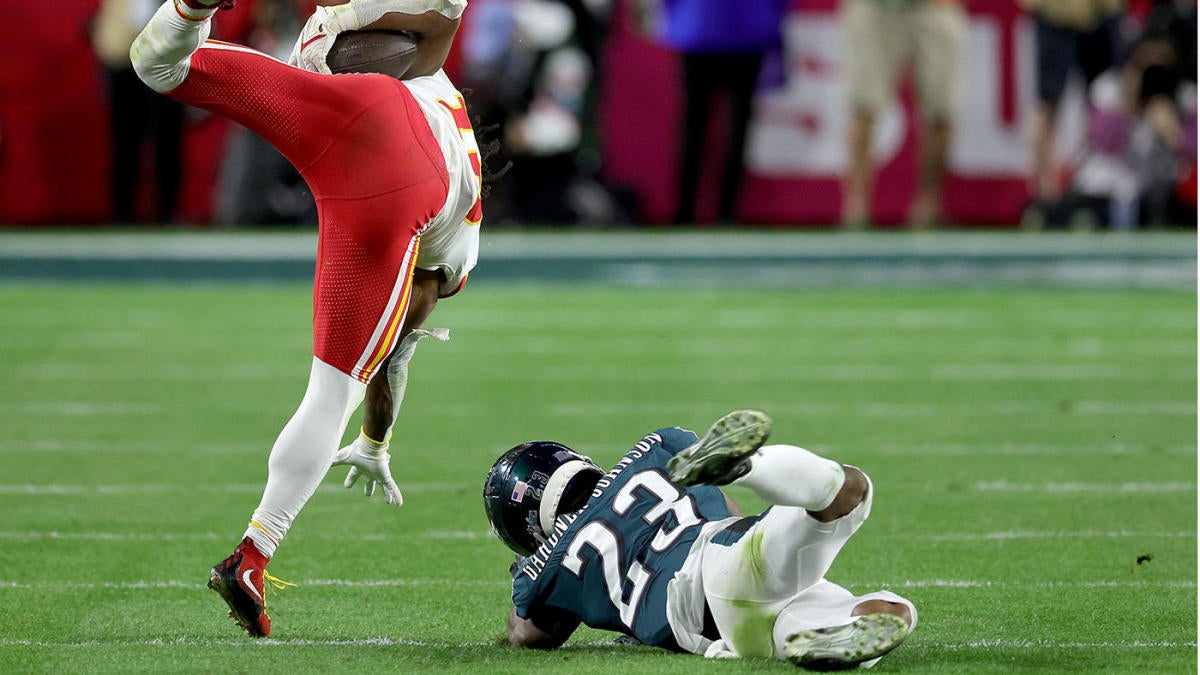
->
xmin=511 ymin=426 xmax=733 ymax=649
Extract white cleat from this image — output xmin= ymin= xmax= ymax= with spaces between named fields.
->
xmin=667 ymin=409 xmax=772 ymax=486
xmin=784 ymin=613 xmax=909 ymax=671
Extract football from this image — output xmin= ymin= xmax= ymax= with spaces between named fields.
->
xmin=325 ymin=30 xmax=419 ymax=79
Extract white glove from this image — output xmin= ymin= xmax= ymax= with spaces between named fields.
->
xmin=332 ymin=433 xmax=404 ymax=506
xmin=287 ymin=0 xmax=468 ymax=74
xmin=289 ymin=5 xmax=339 ymax=74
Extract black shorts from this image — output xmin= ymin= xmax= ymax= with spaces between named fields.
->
xmin=1035 ymin=14 xmax=1121 ymax=104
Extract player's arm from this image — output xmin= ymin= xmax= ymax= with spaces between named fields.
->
xmin=132 ymin=0 xmax=381 ymax=169
xmin=311 ymin=0 xmax=463 ymax=77
xmin=507 ymin=606 xmax=581 ymax=650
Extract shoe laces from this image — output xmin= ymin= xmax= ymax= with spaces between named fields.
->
xmin=252 ymin=571 xmax=296 ymax=609
xmin=264 ymin=570 xmax=296 ymax=591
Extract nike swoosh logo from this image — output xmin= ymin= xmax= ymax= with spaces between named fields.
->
xmin=242 ymin=569 xmax=264 ymax=603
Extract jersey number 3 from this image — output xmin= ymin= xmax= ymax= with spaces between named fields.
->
xmin=560 ymin=470 xmax=702 ymax=629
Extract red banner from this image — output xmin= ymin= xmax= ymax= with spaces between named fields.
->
xmin=599 ymin=0 xmax=1053 ymax=225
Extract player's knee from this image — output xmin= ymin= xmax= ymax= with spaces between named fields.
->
xmin=810 ymin=465 xmax=868 ymax=522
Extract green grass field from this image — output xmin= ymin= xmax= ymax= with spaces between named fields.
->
xmin=0 ymin=282 xmax=1195 ymax=672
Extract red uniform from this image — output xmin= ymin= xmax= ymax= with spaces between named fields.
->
xmin=164 ymin=40 xmax=478 ymax=382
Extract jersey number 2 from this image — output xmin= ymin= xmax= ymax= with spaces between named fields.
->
xmin=560 ymin=470 xmax=702 ymax=629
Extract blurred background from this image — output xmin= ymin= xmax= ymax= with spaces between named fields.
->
xmin=1 ymin=0 xmax=1195 ymax=230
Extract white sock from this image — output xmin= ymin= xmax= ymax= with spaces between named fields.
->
xmin=244 ymin=357 xmax=366 ymax=558
xmin=130 ymin=0 xmax=217 ymax=93
xmin=732 ymin=444 xmax=845 ymax=511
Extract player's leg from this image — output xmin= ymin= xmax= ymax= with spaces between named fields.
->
xmin=1030 ymin=16 xmax=1075 ymax=206
xmin=694 ymin=485 xmax=872 ymax=659
xmin=247 ymin=360 xmax=367 ymax=551
xmin=674 ymin=414 xmax=878 ymax=658
xmin=106 ymin=67 xmax=147 ymax=222
xmin=150 ymin=95 xmax=184 ymax=223
xmin=210 ymin=222 xmax=430 ymax=635
xmin=719 ymin=52 xmax=764 ymax=223
xmin=840 ymin=0 xmax=896 ymax=227
xmin=909 ymin=0 xmax=965 ymax=228
xmin=209 ymin=357 xmax=366 ymax=637
xmin=669 ymin=412 xmax=851 ymax=516
xmin=675 ymin=52 xmax=718 ymax=224
xmin=773 ymin=581 xmax=915 ymax=669
xmin=131 ymin=0 xmax=393 ymax=176
xmin=211 ymin=182 xmax=443 ymax=638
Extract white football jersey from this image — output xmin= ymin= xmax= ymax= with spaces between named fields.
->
xmin=403 ymin=70 xmax=483 ymax=296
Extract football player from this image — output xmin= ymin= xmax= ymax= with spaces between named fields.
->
xmin=131 ymin=0 xmax=482 ymax=637
xmin=483 ymin=410 xmax=917 ymax=669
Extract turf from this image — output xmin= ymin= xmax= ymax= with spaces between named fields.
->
xmin=0 ymin=283 xmax=1194 ymax=672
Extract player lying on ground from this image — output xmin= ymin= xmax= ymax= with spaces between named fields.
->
xmin=483 ymin=410 xmax=917 ymax=669
xmin=131 ymin=0 xmax=483 ymax=637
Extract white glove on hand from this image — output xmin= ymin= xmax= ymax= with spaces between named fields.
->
xmin=287 ymin=0 xmax=468 ymax=73
xmin=332 ymin=433 xmax=404 ymax=506
xmin=288 ymin=5 xmax=340 ymax=74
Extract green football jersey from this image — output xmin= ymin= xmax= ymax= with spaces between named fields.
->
xmin=512 ymin=427 xmax=732 ymax=649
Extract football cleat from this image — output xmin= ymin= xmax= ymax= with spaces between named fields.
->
xmin=784 ymin=613 xmax=909 ymax=671
xmin=207 ymin=537 xmax=292 ymax=637
xmin=667 ymin=409 xmax=773 ymax=486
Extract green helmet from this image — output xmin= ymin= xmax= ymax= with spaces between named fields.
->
xmin=482 ymin=441 xmax=603 ymax=556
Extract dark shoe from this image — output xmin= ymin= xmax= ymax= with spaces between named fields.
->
xmin=208 ymin=537 xmax=275 ymax=637
xmin=667 ymin=410 xmax=772 ymax=486
xmin=784 ymin=613 xmax=908 ymax=670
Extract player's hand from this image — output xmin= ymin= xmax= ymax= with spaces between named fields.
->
xmin=332 ymin=433 xmax=403 ymax=506
xmin=289 ymin=6 xmax=340 ymax=73
xmin=509 ymin=555 xmax=528 ymax=578
xmin=287 ymin=2 xmax=385 ymax=74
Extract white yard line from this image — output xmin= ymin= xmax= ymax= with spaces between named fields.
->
xmin=0 ymin=528 xmax=1190 ymax=543
xmin=0 ymin=529 xmax=491 ymax=542
xmin=880 ymin=443 xmax=1196 ymax=457
xmin=0 ymin=402 xmax=161 ymax=416
xmin=0 ymin=578 xmax=1189 ymax=591
xmin=416 ymin=363 xmax=1189 ymax=383
xmin=0 ymin=578 xmax=508 ymax=590
xmin=11 ymin=364 xmax=289 ymax=381
xmin=3 ymin=440 xmax=1192 ymax=458
xmin=547 ymin=400 xmax=1197 ymax=418
xmin=0 ymin=482 xmax=467 ymax=495
xmin=0 ymin=636 xmax=1193 ymax=649
xmin=974 ymin=481 xmax=1195 ymax=493
xmin=926 ymin=530 xmax=1195 ymax=541
xmin=882 ymin=579 xmax=1196 ymax=589
xmin=925 ymin=640 xmax=1197 ymax=649
xmin=0 ymin=398 xmax=1190 ymax=425
xmin=0 ymin=440 xmax=264 ymax=454
xmin=0 ymin=532 xmax=222 ymax=541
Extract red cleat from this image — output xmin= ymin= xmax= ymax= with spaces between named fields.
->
xmin=208 ymin=537 xmax=274 ymax=637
